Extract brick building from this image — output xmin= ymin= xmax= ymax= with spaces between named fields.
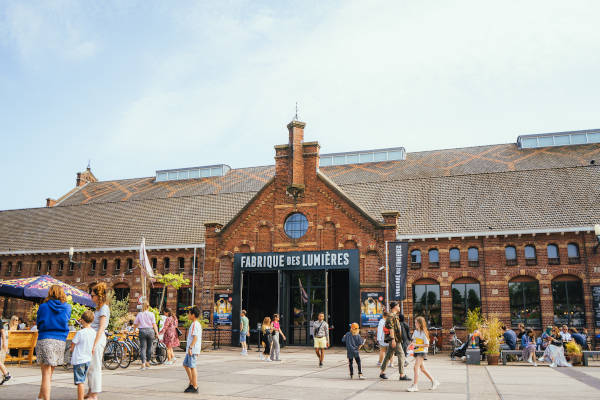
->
xmin=2 ymin=122 xmax=600 ymax=346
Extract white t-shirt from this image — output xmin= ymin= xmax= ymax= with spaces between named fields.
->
xmin=412 ymin=330 xmax=430 ymax=354
xmin=187 ymin=321 xmax=202 ymax=355
xmin=92 ymin=305 xmax=110 ymax=332
xmin=71 ymin=327 xmax=96 ymax=365
xmin=377 ymin=318 xmax=386 ymax=343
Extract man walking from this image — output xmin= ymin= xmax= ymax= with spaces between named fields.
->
xmin=240 ymin=310 xmax=249 ymax=356
xmin=313 ymin=312 xmax=329 ymax=367
xmin=380 ymin=302 xmax=409 ymax=381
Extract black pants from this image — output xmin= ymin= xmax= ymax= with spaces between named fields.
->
xmin=139 ymin=328 xmax=154 ymax=364
xmin=348 ymin=356 xmax=362 ymax=376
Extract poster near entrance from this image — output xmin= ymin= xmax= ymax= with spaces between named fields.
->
xmin=388 ymin=241 xmax=408 ymax=301
xmin=213 ymin=293 xmax=232 ymax=325
xmin=361 ymin=291 xmax=384 ymax=327
xmin=592 ymin=286 xmax=600 ymax=328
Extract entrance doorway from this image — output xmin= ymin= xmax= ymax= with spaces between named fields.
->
xmin=328 ymin=270 xmax=349 ymax=345
xmin=242 ymin=272 xmax=278 ymax=336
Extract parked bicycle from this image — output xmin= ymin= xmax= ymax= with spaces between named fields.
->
xmin=362 ymin=330 xmax=380 ymax=353
xmin=103 ymin=332 xmax=166 ymax=370
xmin=430 ymin=327 xmax=442 ymax=355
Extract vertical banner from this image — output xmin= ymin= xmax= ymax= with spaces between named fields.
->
xmin=213 ymin=293 xmax=232 ymax=325
xmin=388 ymin=241 xmax=408 ymax=301
xmin=361 ymin=291 xmax=385 ymax=326
xmin=592 ymin=286 xmax=600 ymax=328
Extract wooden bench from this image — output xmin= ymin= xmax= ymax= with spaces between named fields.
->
xmin=582 ymin=350 xmax=600 ymax=366
xmin=501 ymin=349 xmax=544 ymax=365
xmin=5 ymin=331 xmax=38 ymax=365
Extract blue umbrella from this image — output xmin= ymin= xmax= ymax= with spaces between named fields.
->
xmin=0 ymin=275 xmax=95 ymax=307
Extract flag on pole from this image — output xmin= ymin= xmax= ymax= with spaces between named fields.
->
xmin=139 ymin=237 xmax=155 ymax=280
xmin=299 ymin=278 xmax=308 ymax=304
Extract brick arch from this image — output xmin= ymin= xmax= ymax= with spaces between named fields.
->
xmin=340 ymin=234 xmax=361 ymax=250
xmin=236 ymin=241 xmax=254 ymax=253
xmin=508 ymin=274 xmax=538 ymax=283
xmin=451 ymin=276 xmax=479 ymax=284
xmin=218 ymin=251 xmax=234 ymax=259
xmin=412 ymin=277 xmax=440 ymax=285
xmin=551 ymin=273 xmax=583 ymax=282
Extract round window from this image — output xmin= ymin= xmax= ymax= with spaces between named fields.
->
xmin=284 ymin=213 xmax=309 ymax=239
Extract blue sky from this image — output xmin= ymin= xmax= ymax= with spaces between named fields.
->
xmin=1 ymin=0 xmax=599 ymax=211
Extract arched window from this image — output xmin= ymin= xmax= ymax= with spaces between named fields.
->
xmin=449 ymin=248 xmax=460 ymax=267
xmin=58 ymin=260 xmax=64 ymax=273
xmin=101 ymin=259 xmax=107 ymax=274
xmin=46 ymin=260 xmax=52 ymax=273
xmin=468 ymin=247 xmax=479 ymax=267
xmin=428 ymin=249 xmax=439 ymax=267
xmin=567 ymin=243 xmax=580 ymax=264
xmin=505 ymin=246 xmax=517 ymax=266
xmin=547 ymin=244 xmax=560 ymax=265
xmin=410 ymin=250 xmax=421 ymax=268
xmin=164 ymin=257 xmax=170 ymax=271
xmin=68 ymin=261 xmax=74 ymax=272
xmin=151 ymin=258 xmax=157 ymax=272
xmin=508 ymin=277 xmax=541 ymax=327
xmin=127 ymin=258 xmax=133 ymax=273
xmin=16 ymin=261 xmax=22 ymax=274
xmin=524 ymin=245 xmax=537 ymax=266
xmin=0 ymin=261 xmax=2 ymax=274
xmin=178 ymin=257 xmax=185 ymax=271
xmin=36 ymin=261 xmax=42 ymax=274
xmin=7 ymin=262 xmax=12 ymax=275
xmin=451 ymin=278 xmax=481 ymax=326
xmin=113 ymin=284 xmax=130 ymax=302
xmin=552 ymin=276 xmax=585 ymax=327
xmin=114 ymin=259 xmax=121 ymax=273
xmin=413 ymin=280 xmax=441 ymax=327
xmin=90 ymin=259 xmax=96 ymax=274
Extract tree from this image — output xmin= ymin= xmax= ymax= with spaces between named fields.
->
xmin=155 ymin=273 xmax=190 ymax=313
xmin=108 ymin=295 xmax=130 ymax=332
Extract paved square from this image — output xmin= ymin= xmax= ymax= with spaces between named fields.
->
xmin=1 ymin=347 xmax=599 ymax=399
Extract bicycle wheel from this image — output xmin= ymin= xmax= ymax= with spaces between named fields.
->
xmin=153 ymin=342 xmax=167 ymax=364
xmin=362 ymin=338 xmax=375 ymax=353
xmin=119 ymin=342 xmax=132 ymax=368
xmin=103 ymin=341 xmax=122 ymax=370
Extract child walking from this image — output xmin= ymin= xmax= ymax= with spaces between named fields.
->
xmin=71 ymin=311 xmax=96 ymax=400
xmin=342 ymin=323 xmax=365 ymax=379
xmin=183 ymin=306 xmax=202 ymax=393
xmin=407 ymin=316 xmax=439 ymax=392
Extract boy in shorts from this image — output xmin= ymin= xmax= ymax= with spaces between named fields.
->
xmin=183 ymin=306 xmax=202 ymax=393
xmin=70 ymin=310 xmax=95 ymax=400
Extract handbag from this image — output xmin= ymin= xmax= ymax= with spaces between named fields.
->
xmin=176 ymin=327 xmax=183 ymax=337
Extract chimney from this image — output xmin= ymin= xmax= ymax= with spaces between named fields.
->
xmin=287 ymin=120 xmax=306 ymax=188
xmin=46 ymin=198 xmax=57 ymax=207
xmin=76 ymin=167 xmax=97 ymax=187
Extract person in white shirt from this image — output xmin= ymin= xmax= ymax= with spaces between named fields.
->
xmin=70 ymin=311 xmax=96 ymax=400
xmin=377 ymin=312 xmax=393 ymax=367
xmin=182 ymin=306 xmax=202 ymax=394
xmin=407 ymin=316 xmax=439 ymax=392
xmin=559 ymin=325 xmax=572 ymax=342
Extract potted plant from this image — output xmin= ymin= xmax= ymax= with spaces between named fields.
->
xmin=465 ymin=307 xmax=482 ymax=335
xmin=481 ymin=315 xmax=502 ymax=365
xmin=565 ymin=341 xmax=582 ymax=365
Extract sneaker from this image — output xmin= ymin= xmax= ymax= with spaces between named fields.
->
xmin=265 ymin=358 xmax=272 ymax=362
xmin=399 ymin=375 xmax=411 ymax=381
xmin=259 ymin=354 xmax=264 ymax=360
xmin=407 ymin=384 xmax=419 ymax=392
xmin=379 ymin=373 xmax=388 ymax=380
xmin=431 ymin=380 xmax=440 ymax=390
xmin=549 ymin=362 xmax=557 ymax=368
xmin=538 ymin=356 xmax=545 ymax=362
xmin=349 ymin=375 xmax=353 ymax=379
xmin=0 ymin=374 xmax=11 ymax=385
xmin=140 ymin=366 xmax=146 ymax=370
xmin=184 ymin=385 xmax=194 ymax=393
xmin=319 ymin=362 xmax=323 ymax=367
xmin=188 ymin=386 xmax=199 ymax=393
xmin=358 ymin=374 xmax=365 ymax=380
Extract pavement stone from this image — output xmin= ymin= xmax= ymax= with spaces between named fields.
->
xmin=0 ymin=347 xmax=599 ymax=399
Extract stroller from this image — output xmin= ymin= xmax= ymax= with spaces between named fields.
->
xmin=448 ymin=327 xmax=463 ymax=360
xmin=451 ymin=333 xmax=486 ymax=361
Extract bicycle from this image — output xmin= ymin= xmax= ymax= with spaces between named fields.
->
xmin=362 ymin=330 xmax=379 ymax=353
xmin=103 ymin=333 xmax=124 ymax=370
xmin=430 ymin=327 xmax=442 ymax=355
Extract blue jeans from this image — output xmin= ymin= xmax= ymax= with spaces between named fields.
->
xmin=139 ymin=328 xmax=154 ymax=364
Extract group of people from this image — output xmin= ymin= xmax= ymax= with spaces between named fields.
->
xmin=501 ymin=322 xmax=590 ymax=367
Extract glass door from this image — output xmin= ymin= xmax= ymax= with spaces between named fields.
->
xmin=289 ymin=271 xmax=326 ymax=345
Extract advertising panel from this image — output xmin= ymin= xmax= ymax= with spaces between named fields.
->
xmin=213 ymin=293 xmax=232 ymax=325
xmin=360 ymin=291 xmax=385 ymax=327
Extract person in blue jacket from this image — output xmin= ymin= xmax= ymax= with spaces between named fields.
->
xmin=36 ymin=285 xmax=72 ymax=400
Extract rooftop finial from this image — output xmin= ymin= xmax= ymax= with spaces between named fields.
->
xmin=295 ymin=102 xmax=299 ymax=121
xmin=87 ymin=160 xmax=91 ymax=170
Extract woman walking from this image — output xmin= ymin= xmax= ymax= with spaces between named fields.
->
xmin=86 ymin=283 xmax=110 ymax=400
xmin=134 ymin=302 xmax=160 ymax=370
xmin=36 ymin=285 xmax=72 ymax=400
xmin=259 ymin=317 xmax=272 ymax=362
xmin=0 ymin=319 xmax=10 ymax=385
xmin=407 ymin=316 xmax=439 ymax=392
xmin=270 ymin=314 xmax=286 ymax=361
xmin=159 ymin=307 xmax=179 ymax=365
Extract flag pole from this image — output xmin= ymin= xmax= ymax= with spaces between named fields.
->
xmin=385 ymin=241 xmax=389 ymax=311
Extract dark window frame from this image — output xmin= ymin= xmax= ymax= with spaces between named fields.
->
xmin=451 ymin=282 xmax=481 ymax=327
xmin=468 ymin=247 xmax=479 ymax=267
xmin=524 ymin=245 xmax=537 ymax=266
xmin=551 ymin=278 xmax=585 ymax=328
xmin=547 ymin=244 xmax=560 ymax=265
xmin=410 ymin=249 xmax=422 ymax=268
xmin=164 ymin=257 xmax=170 ymax=271
xmin=428 ymin=249 xmax=440 ymax=268
xmin=508 ymin=279 xmax=541 ymax=328
xmin=505 ymin=246 xmax=517 ymax=266
xmin=413 ymin=283 xmax=442 ymax=327
xmin=449 ymin=248 xmax=461 ymax=267
xmin=567 ymin=243 xmax=580 ymax=264
xmin=178 ymin=257 xmax=185 ymax=271
xmin=126 ymin=258 xmax=133 ymax=274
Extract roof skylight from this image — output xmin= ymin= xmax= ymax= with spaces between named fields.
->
xmin=517 ymin=129 xmax=600 ymax=149
xmin=156 ymin=164 xmax=230 ymax=182
xmin=319 ymin=147 xmax=406 ymax=167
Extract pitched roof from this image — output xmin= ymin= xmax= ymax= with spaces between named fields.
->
xmin=1 ymin=142 xmax=599 ymax=252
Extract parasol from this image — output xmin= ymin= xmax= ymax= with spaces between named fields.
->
xmin=0 ymin=275 xmax=95 ymax=307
